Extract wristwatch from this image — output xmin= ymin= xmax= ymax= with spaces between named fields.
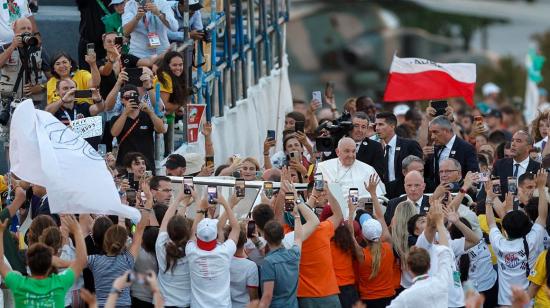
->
xmin=196 ymin=209 xmax=207 ymax=215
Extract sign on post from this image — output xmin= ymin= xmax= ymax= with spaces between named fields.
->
xmin=71 ymin=116 xmax=103 ymax=139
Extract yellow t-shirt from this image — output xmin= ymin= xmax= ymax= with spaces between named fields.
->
xmin=478 ymin=214 xmax=500 ymax=265
xmin=46 ymin=70 xmax=92 ymax=104
xmin=528 ymin=250 xmax=550 ymax=308
xmin=156 ymin=72 xmax=173 ymax=94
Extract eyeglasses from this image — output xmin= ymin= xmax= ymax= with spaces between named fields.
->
xmin=439 ymin=169 xmax=459 ymax=175
xmin=122 ymin=95 xmax=135 ymax=100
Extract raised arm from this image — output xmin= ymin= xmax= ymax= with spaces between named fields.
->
xmin=85 ymin=54 xmax=101 ymax=89
xmin=160 ymin=185 xmax=190 ymax=232
xmin=218 ymin=194 xmax=240 ymax=244
xmin=535 ymin=169 xmax=548 ymax=227
xmin=216 ymin=193 xmax=242 ymax=242
xmin=484 ymin=180 xmax=498 ymax=229
xmin=292 ymin=203 xmax=304 ymax=249
xmin=365 ymin=174 xmax=390 ymax=242
xmin=142 ymin=103 xmax=166 ymax=133
xmin=295 ymin=191 xmax=320 ymax=243
xmin=110 ymin=109 xmax=130 ymax=137
xmin=62 ymin=215 xmax=87 ymax=279
xmin=0 ymin=219 xmax=12 ymax=277
xmin=129 ymin=211 xmax=149 ymax=257
xmin=347 ymin=201 xmax=365 ymax=263
xmin=202 ymin=122 xmax=214 ymax=158
xmin=444 ymin=206 xmax=480 ymax=250
xmin=89 ymin=88 xmax=105 ymax=116
xmin=191 ymin=197 xmax=208 ymax=241
xmin=326 ymin=183 xmax=343 ymax=227
xmin=262 ymin=138 xmax=275 ymax=170
xmin=105 ymin=71 xmax=127 ymax=111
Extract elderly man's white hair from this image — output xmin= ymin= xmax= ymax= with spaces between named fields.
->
xmin=337 ymin=137 xmax=356 ymax=149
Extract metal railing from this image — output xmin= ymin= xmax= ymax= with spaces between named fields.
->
xmin=175 ymin=0 xmax=290 ymax=129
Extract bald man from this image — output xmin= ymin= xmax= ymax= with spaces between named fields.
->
xmin=317 ymin=137 xmax=386 ymax=213
xmin=384 ymin=170 xmax=430 ymax=226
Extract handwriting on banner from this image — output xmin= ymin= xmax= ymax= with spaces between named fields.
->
xmin=71 ymin=116 xmax=103 ymax=139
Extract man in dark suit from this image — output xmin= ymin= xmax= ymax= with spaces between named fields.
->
xmin=375 ymin=112 xmax=423 ymax=199
xmin=349 ymin=112 xmax=385 ymax=178
xmin=384 ymin=170 xmax=430 ymax=226
xmin=424 ymin=116 xmax=479 ymax=192
xmin=492 ymin=130 xmax=541 ymax=197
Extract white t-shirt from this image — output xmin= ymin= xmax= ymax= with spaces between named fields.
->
xmin=416 ymin=233 xmax=465 ymax=307
xmin=489 ymin=223 xmax=546 ymax=306
xmin=155 ymin=231 xmax=190 ymax=307
xmin=230 ymin=256 xmax=259 ymax=308
xmin=0 ymin=0 xmax=32 ymax=45
xmin=464 ymin=240 xmax=497 ymax=292
xmin=186 ymin=239 xmax=237 ymax=308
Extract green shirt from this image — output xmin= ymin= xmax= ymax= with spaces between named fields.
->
xmin=5 ymin=268 xmax=75 ymax=307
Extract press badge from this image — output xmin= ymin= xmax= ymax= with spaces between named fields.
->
xmin=147 ymin=33 xmax=161 ymax=48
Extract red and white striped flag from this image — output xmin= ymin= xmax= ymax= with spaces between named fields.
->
xmin=383 ymin=55 xmax=476 ymax=105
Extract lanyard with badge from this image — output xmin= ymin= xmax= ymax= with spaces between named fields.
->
xmin=62 ymin=108 xmax=77 ymax=127
xmin=143 ymin=10 xmax=161 ymax=49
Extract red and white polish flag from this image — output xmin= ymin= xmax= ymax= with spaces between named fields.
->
xmin=383 ymin=55 xmax=476 ymax=105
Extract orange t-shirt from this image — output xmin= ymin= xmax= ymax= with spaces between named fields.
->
xmin=330 ymin=242 xmax=356 ymax=286
xmin=297 ymin=220 xmax=340 ymax=298
xmin=357 ymin=242 xmax=396 ymax=300
xmin=283 ymin=224 xmax=293 ymax=235
xmin=391 ymin=256 xmax=402 ymax=290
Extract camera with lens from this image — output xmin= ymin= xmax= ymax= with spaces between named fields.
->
xmin=19 ymin=32 xmax=38 ymax=47
xmin=0 ymin=97 xmax=21 ymax=126
xmin=200 ymin=28 xmax=211 ymax=43
xmin=315 ymin=111 xmax=354 ymax=153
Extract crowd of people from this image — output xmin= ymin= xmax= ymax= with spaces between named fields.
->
xmin=0 ymin=1 xmax=550 ymax=308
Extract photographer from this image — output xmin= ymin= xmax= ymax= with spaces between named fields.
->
xmin=168 ymin=0 xmax=205 ymax=43
xmin=0 ymin=17 xmax=47 ymax=113
xmin=110 ymin=84 xmax=165 ymax=169
xmin=122 ymin=0 xmax=178 ymax=58
xmin=45 ymin=79 xmax=105 ymax=149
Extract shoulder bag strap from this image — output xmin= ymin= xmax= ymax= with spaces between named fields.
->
xmin=119 ymin=117 xmax=140 ymax=145
xmin=95 ymin=0 xmax=110 ymax=15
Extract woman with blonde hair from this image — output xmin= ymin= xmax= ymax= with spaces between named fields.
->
xmin=390 ymin=201 xmax=419 ymax=289
xmin=351 ymin=175 xmax=395 ymax=307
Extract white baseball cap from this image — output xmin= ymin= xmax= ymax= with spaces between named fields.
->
xmin=184 ymin=153 xmax=205 ymax=175
xmin=482 ymin=82 xmax=500 ymax=96
xmin=109 ymin=0 xmax=124 ymax=6
xmin=393 ymin=104 xmax=409 ymax=116
xmin=362 ymin=219 xmax=382 ymax=242
xmin=196 ymin=218 xmax=218 ymax=251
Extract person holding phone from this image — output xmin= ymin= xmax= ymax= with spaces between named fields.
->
xmin=46 ymin=52 xmax=100 ymax=105
xmin=45 ymin=79 xmax=105 ymax=149
xmin=186 ymin=191 xmax=240 ymax=307
xmin=111 ymin=84 xmax=166 ymax=168
xmin=122 ymin=0 xmax=178 ymax=58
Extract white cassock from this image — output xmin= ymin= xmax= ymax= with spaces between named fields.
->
xmin=317 ymin=158 xmax=386 ymax=218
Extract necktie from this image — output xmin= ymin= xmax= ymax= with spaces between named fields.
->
xmin=513 ymin=163 xmax=520 ymax=178
xmin=415 ymin=202 xmax=420 ymax=212
xmin=384 ymin=145 xmax=390 ymax=181
xmin=542 ymin=141 xmax=547 ymax=152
